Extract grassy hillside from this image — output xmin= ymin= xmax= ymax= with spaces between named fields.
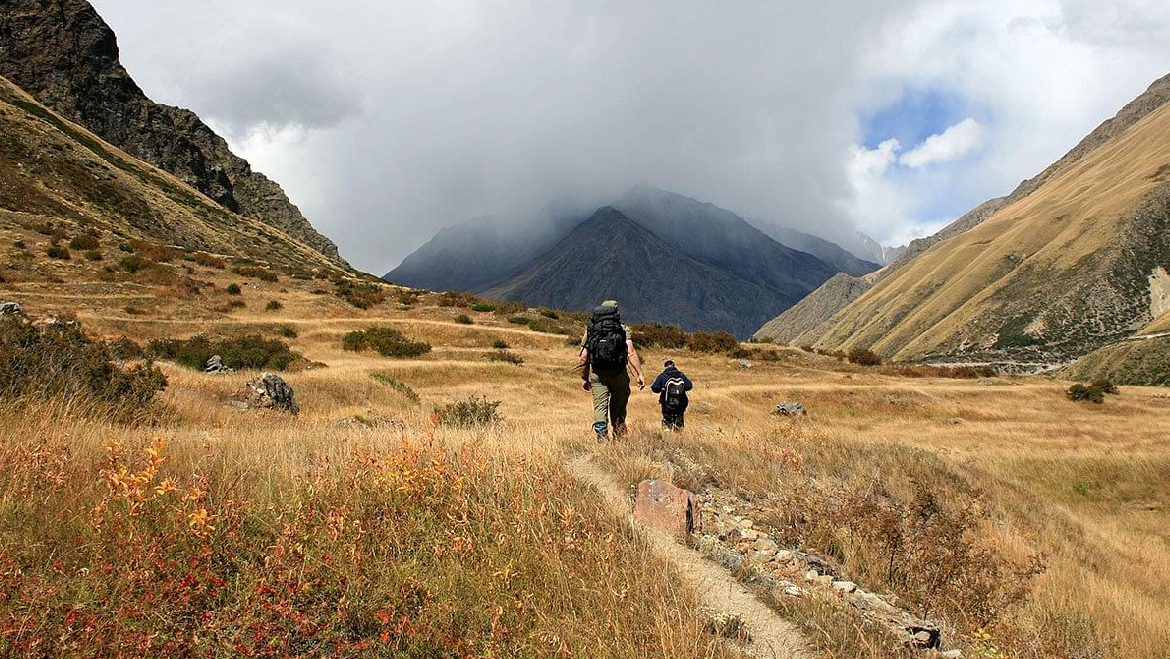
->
xmin=807 ymin=100 xmax=1170 ymax=365
xmin=0 ymin=75 xmax=346 ymax=275
xmin=2 ymin=248 xmax=1170 ymax=656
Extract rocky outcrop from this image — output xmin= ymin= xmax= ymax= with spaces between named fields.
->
xmin=0 ymin=0 xmax=344 ymax=262
xmin=230 ymin=373 xmax=299 ymax=415
xmin=772 ymin=402 xmax=806 ymax=417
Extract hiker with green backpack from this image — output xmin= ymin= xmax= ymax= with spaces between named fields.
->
xmin=579 ymin=300 xmax=646 ymax=439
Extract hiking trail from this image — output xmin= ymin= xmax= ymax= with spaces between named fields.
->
xmin=566 ymin=455 xmax=813 ymax=659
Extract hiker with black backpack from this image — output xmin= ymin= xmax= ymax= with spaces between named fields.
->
xmin=650 ymin=359 xmax=693 ymax=431
xmin=579 ymin=300 xmax=645 ymax=439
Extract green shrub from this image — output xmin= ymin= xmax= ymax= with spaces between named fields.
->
xmin=369 ymin=372 xmax=420 ymax=403
xmin=1067 ymin=383 xmax=1105 ymax=404
xmin=508 ymin=316 xmax=530 ymax=325
xmin=84 ymin=250 xmax=103 ymax=261
xmin=686 ymin=330 xmax=740 ymax=354
xmin=192 ymin=252 xmax=226 ymax=269
xmin=147 ymin=334 xmax=302 ymax=371
xmin=107 ymin=336 xmax=144 ymax=360
xmin=539 ymin=309 xmax=559 ymax=319
xmin=265 ymin=300 xmax=283 ymax=311
xmin=492 ymin=339 xmax=510 ymax=350
xmin=68 ymin=234 xmax=100 ymax=250
xmin=491 ymin=302 xmax=527 ymax=316
xmin=118 ymin=241 xmax=134 ymax=253
xmin=1090 ymin=379 xmax=1118 ymax=395
xmin=119 ymin=255 xmax=148 ymax=273
xmin=436 ymin=291 xmax=478 ymax=308
xmin=46 ymin=245 xmax=71 ymax=260
xmin=434 ymin=396 xmax=502 ymax=428
xmin=471 ymin=303 xmax=497 ymax=312
xmin=488 ymin=350 xmax=524 ymax=366
xmin=631 ymin=324 xmax=688 ymax=349
xmin=231 ymin=265 xmax=278 ymax=282
xmin=226 ymin=283 xmax=242 ymax=295
xmin=334 ymin=280 xmax=386 ymax=309
xmin=0 ymin=315 xmax=167 ymax=419
xmin=13 ymin=240 xmax=26 ymax=250
xmin=273 ymin=325 xmax=298 ymax=338
xmin=848 ymin=347 xmax=883 ymax=366
xmin=342 ymin=327 xmax=431 ymax=358
xmin=129 ymin=239 xmax=182 ymax=263
xmin=454 ymin=314 xmax=474 ymax=325
xmin=122 ymin=306 xmax=144 ymax=315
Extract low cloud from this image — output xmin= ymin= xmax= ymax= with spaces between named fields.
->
xmin=899 ymin=118 xmax=983 ymax=168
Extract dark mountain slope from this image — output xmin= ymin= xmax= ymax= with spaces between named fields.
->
xmin=612 ymin=183 xmax=837 ymax=297
xmin=750 ymin=222 xmax=879 ymax=276
xmin=0 ymin=0 xmax=343 ymax=262
xmin=484 ymin=207 xmax=797 ymax=335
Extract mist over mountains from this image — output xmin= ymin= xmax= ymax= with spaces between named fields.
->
xmin=386 ymin=184 xmax=881 ymax=336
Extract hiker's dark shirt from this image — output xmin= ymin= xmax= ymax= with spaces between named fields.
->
xmin=650 ymin=366 xmax=693 ymax=399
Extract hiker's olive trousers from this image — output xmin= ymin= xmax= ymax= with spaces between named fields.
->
xmin=590 ymin=366 xmax=630 ymax=434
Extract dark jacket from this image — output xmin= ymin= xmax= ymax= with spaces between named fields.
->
xmin=651 ymin=366 xmax=693 ymax=402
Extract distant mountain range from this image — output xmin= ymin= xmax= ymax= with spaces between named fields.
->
xmin=387 ymin=184 xmax=879 ymax=336
xmin=0 ymin=0 xmax=344 ymax=263
xmin=754 ymin=71 xmax=1170 ymax=384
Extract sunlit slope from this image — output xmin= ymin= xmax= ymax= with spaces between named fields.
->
xmin=811 ymin=102 xmax=1170 ymax=364
xmin=0 ymin=75 xmax=344 ymax=272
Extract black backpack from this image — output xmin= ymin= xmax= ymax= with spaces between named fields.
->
xmin=662 ymin=377 xmax=689 ymax=412
xmin=586 ymin=306 xmax=628 ymax=369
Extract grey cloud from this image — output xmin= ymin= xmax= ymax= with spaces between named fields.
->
xmin=94 ymin=0 xmax=929 ymax=271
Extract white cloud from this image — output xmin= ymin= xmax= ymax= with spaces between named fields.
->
xmin=899 ymin=118 xmax=983 ymax=168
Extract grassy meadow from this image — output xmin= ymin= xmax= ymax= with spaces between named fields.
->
xmin=2 ymin=235 xmax=1169 ymax=657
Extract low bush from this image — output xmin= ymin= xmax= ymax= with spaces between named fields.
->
xmin=539 ymin=309 xmax=559 ymax=319
xmin=369 ymin=372 xmax=420 ymax=402
xmin=0 ymin=315 xmax=166 ymax=419
xmin=46 ymin=245 xmax=70 ymax=260
xmin=488 ymin=350 xmax=524 ymax=366
xmin=631 ymin=324 xmax=688 ymax=349
xmin=272 ymin=325 xmax=297 ymax=338
xmin=226 ymin=283 xmax=242 ymax=295
xmin=191 ymin=252 xmax=226 ymax=269
xmin=342 ymin=327 xmax=431 ymax=358
xmin=471 ymin=303 xmax=497 ymax=312
xmin=436 ymin=291 xmax=479 ymax=308
xmin=13 ymin=240 xmax=25 ymax=249
xmin=147 ymin=334 xmax=302 ymax=371
xmin=122 ymin=306 xmax=144 ymax=315
xmin=686 ymin=330 xmax=740 ymax=354
xmin=508 ymin=316 xmax=530 ymax=325
xmin=84 ymin=250 xmax=103 ymax=261
xmin=229 ymin=299 xmax=246 ymax=309
xmin=118 ymin=241 xmax=134 ymax=253
xmin=68 ymin=234 xmax=100 ymax=250
xmin=265 ymin=300 xmax=283 ymax=311
xmin=491 ymin=302 xmax=527 ymax=316
xmin=1067 ymin=381 xmax=1112 ymax=404
xmin=334 ymin=280 xmax=386 ymax=309
xmin=454 ymin=314 xmax=473 ymax=325
xmin=231 ymin=265 xmax=278 ymax=282
xmin=129 ymin=239 xmax=182 ymax=263
xmin=434 ymin=395 xmax=502 ymax=428
xmin=492 ymin=339 xmax=510 ymax=350
xmin=119 ymin=255 xmax=148 ymax=273
xmin=847 ymin=347 xmax=883 ymax=366
xmin=107 ymin=336 xmax=144 ymax=360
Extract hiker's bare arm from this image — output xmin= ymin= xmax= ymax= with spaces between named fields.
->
xmin=578 ymin=346 xmax=588 ymax=365
xmin=627 ymin=340 xmax=646 ymax=389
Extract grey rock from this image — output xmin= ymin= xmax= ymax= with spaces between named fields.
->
xmin=773 ymin=402 xmax=807 ymax=416
xmin=831 ymin=580 xmax=856 ymax=594
xmin=737 ymin=360 xmax=753 ymax=369
xmin=0 ymin=302 xmax=22 ymax=315
xmin=939 ymin=651 xmax=965 ymax=659
xmin=204 ymin=355 xmax=229 ymax=373
xmin=231 ymin=373 xmax=298 ymax=415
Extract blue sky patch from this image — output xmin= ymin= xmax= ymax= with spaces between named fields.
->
xmin=862 ymin=86 xmax=991 ymax=151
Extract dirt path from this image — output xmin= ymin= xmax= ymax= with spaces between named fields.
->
xmin=567 ymin=456 xmax=813 ymax=659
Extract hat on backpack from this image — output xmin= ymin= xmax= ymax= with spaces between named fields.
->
xmin=600 ymin=300 xmax=619 ymax=310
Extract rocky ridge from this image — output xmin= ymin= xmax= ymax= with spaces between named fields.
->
xmin=0 ymin=0 xmax=344 ymax=262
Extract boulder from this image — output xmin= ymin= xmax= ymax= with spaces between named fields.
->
xmin=205 ymin=355 xmax=230 ymax=373
xmin=737 ymin=360 xmax=753 ymax=369
xmin=773 ymin=402 xmax=807 ymax=416
xmin=230 ymin=373 xmax=298 ymax=415
xmin=633 ymin=480 xmax=702 ymax=536
xmin=0 ymin=301 xmax=22 ymax=315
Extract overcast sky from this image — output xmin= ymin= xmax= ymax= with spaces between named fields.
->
xmin=91 ymin=0 xmax=1170 ymax=272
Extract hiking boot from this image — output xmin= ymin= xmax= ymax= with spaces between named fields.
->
xmin=593 ymin=422 xmax=608 ymax=440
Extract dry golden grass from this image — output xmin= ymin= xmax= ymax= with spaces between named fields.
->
xmin=2 ymin=261 xmax=1169 ymax=657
